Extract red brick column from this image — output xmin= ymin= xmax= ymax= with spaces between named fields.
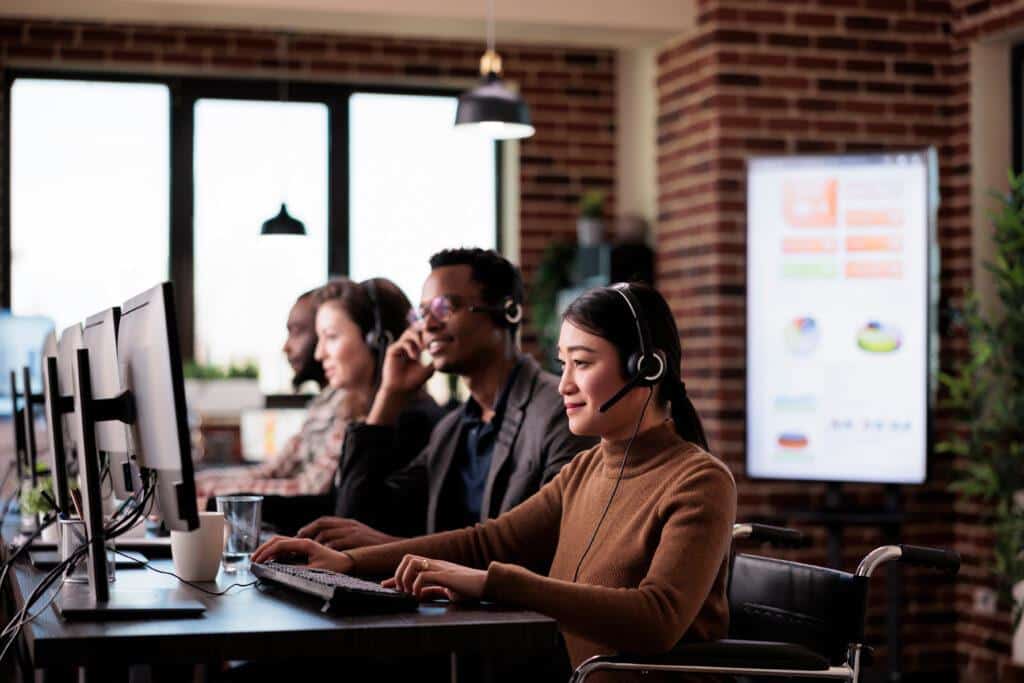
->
xmin=656 ymin=0 xmax=966 ymax=676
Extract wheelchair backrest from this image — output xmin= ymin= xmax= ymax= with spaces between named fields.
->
xmin=727 ymin=553 xmax=869 ymax=665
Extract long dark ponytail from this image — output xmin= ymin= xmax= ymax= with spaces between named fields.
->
xmin=562 ymin=283 xmax=710 ymax=452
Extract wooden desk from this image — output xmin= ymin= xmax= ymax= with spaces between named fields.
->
xmin=10 ymin=559 xmax=559 ymax=670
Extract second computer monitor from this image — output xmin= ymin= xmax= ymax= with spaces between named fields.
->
xmin=82 ymin=308 xmax=142 ymax=500
xmin=117 ymin=282 xmax=198 ymax=532
xmin=57 ymin=324 xmax=84 ymax=469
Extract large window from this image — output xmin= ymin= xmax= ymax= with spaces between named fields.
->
xmin=349 ymin=93 xmax=497 ymax=303
xmin=193 ymin=99 xmax=329 ymax=388
xmin=9 ymin=79 xmax=169 ymax=333
xmin=4 ymin=74 xmax=500 ymax=389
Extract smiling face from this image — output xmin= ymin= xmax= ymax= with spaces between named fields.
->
xmin=557 ymin=319 xmax=656 ymax=441
xmin=313 ymin=302 xmax=375 ymax=391
xmin=417 ymin=264 xmax=507 ymax=376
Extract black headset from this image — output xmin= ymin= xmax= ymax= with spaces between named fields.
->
xmin=468 ymin=296 xmax=523 ymax=328
xmin=598 ymin=283 xmax=666 ymax=413
xmin=362 ymin=279 xmax=393 ymax=380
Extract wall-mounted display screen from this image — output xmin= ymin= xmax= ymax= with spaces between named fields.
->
xmin=746 ymin=151 xmax=937 ymax=484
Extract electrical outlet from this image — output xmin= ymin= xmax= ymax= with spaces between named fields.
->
xmin=973 ymin=587 xmax=997 ymax=615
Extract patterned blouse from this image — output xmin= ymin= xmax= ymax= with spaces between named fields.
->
xmin=195 ymin=387 xmax=367 ymax=503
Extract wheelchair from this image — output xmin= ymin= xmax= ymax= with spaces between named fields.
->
xmin=570 ymin=524 xmax=959 ymax=682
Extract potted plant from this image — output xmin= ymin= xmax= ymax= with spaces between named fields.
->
xmin=183 ymin=360 xmax=262 ymax=421
xmin=577 ymin=190 xmax=606 ymax=246
xmin=529 ymin=241 xmax=577 ymax=371
xmin=938 ymin=171 xmax=1024 ymax=668
xmin=20 ymin=470 xmax=60 ymax=543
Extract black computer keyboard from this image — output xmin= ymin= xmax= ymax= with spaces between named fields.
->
xmin=252 ymin=561 xmax=419 ymax=614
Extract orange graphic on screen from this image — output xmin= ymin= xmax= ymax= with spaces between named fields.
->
xmin=782 ymin=237 xmax=838 ymax=254
xmin=783 ymin=178 xmax=837 ymax=228
xmin=846 ymin=209 xmax=903 ymax=228
xmin=845 ymin=261 xmax=903 ymax=279
xmin=846 ymin=235 xmax=903 ymax=253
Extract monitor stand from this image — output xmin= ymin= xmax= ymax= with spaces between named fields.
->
xmin=55 ymin=583 xmax=204 ymax=621
xmin=53 ymin=348 xmax=205 ymax=622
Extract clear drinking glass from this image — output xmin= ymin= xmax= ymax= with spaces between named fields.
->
xmin=215 ymin=495 xmax=262 ymax=573
xmin=59 ymin=518 xmax=115 ymax=583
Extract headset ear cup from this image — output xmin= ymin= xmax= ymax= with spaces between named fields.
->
xmin=503 ymin=298 xmax=523 ymax=326
xmin=632 ymin=350 xmax=666 ymax=385
xmin=645 ymin=350 xmax=667 ymax=383
xmin=626 ymin=353 xmax=641 ymax=379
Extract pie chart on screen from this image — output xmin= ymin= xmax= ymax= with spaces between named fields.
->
xmin=784 ymin=317 xmax=819 ymax=356
xmin=856 ymin=321 xmax=902 ymax=353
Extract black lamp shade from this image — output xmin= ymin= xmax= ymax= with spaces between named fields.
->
xmin=260 ymin=203 xmax=306 ymax=236
xmin=455 ymin=73 xmax=535 ymax=140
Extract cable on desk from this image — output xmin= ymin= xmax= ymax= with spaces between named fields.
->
xmin=111 ymin=549 xmax=258 ymax=596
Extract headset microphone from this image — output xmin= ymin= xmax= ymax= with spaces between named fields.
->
xmin=598 ymin=374 xmax=642 ymax=413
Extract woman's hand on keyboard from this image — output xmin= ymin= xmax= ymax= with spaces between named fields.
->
xmin=382 ymin=555 xmax=486 ymax=602
xmin=251 ymin=536 xmax=355 ymax=574
xmin=296 ymin=517 xmax=402 ymax=550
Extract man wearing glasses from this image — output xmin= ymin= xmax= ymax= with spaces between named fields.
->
xmin=296 ymin=248 xmax=594 ymax=548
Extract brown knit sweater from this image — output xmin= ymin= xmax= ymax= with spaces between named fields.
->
xmin=346 ymin=420 xmax=737 ymax=670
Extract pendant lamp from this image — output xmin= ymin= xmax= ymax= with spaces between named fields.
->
xmin=261 ymin=203 xmax=305 ymax=235
xmin=260 ymin=33 xmax=307 ymax=236
xmin=455 ymin=0 xmax=534 ymax=140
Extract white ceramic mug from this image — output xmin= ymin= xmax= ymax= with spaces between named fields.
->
xmin=170 ymin=511 xmax=225 ymax=582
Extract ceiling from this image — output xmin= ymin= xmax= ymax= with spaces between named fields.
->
xmin=1 ymin=0 xmax=695 ymax=48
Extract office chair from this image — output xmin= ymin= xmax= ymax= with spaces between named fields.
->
xmin=570 ymin=535 xmax=959 ymax=682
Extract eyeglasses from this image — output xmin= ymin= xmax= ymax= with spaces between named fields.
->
xmin=408 ymin=295 xmax=462 ymax=325
xmin=408 ymin=295 xmax=493 ymax=325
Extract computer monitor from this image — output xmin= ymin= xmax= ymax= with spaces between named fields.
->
xmin=57 ymin=324 xmax=84 ymax=465
xmin=41 ymin=332 xmax=73 ymax=517
xmin=117 ymin=282 xmax=198 ymax=533
xmin=41 ymin=332 xmax=57 ymax=375
xmin=82 ymin=308 xmax=141 ymax=500
xmin=0 ymin=312 xmax=54 ymax=417
xmin=57 ymin=282 xmax=204 ymax=619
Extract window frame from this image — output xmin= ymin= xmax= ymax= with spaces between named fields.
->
xmin=2 ymin=69 xmax=503 ymax=360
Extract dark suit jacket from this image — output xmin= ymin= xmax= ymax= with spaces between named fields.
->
xmin=334 ymin=354 xmax=595 ymax=536
xmin=244 ymin=392 xmax=443 ymax=536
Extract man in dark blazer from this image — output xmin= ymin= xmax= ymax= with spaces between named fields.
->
xmin=297 ymin=248 xmax=594 ymax=549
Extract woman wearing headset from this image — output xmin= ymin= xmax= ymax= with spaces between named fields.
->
xmin=197 ymin=278 xmax=443 ymax=531
xmin=254 ymin=282 xmax=736 ymax=675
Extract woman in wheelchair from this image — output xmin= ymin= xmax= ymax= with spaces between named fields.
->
xmin=254 ymin=283 xmax=737 ymax=677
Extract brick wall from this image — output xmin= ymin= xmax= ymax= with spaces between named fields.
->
xmin=0 ymin=17 xmax=617 ymax=328
xmin=948 ymin=2 xmax=1024 ymax=679
xmin=656 ymin=0 xmax=970 ymax=678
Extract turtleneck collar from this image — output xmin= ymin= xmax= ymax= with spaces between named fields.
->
xmin=599 ymin=420 xmax=689 ymax=478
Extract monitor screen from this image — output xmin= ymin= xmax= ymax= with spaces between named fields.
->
xmin=82 ymin=308 xmax=141 ymax=499
xmin=0 ymin=312 xmax=55 ymax=416
xmin=745 ymin=151 xmax=937 ymax=484
xmin=57 ymin=324 xmax=85 ymax=457
xmin=117 ymin=282 xmax=198 ymax=531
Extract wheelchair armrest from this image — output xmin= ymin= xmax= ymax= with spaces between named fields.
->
xmin=899 ymin=545 xmax=960 ymax=574
xmin=733 ymin=523 xmax=809 ymax=548
xmin=571 ymin=639 xmax=831 ymax=681
xmin=856 ymin=544 xmax=961 ymax=577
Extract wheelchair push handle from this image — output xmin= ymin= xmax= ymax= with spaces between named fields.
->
xmin=899 ymin=545 xmax=960 ymax=574
xmin=732 ymin=523 xmax=808 ymax=548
